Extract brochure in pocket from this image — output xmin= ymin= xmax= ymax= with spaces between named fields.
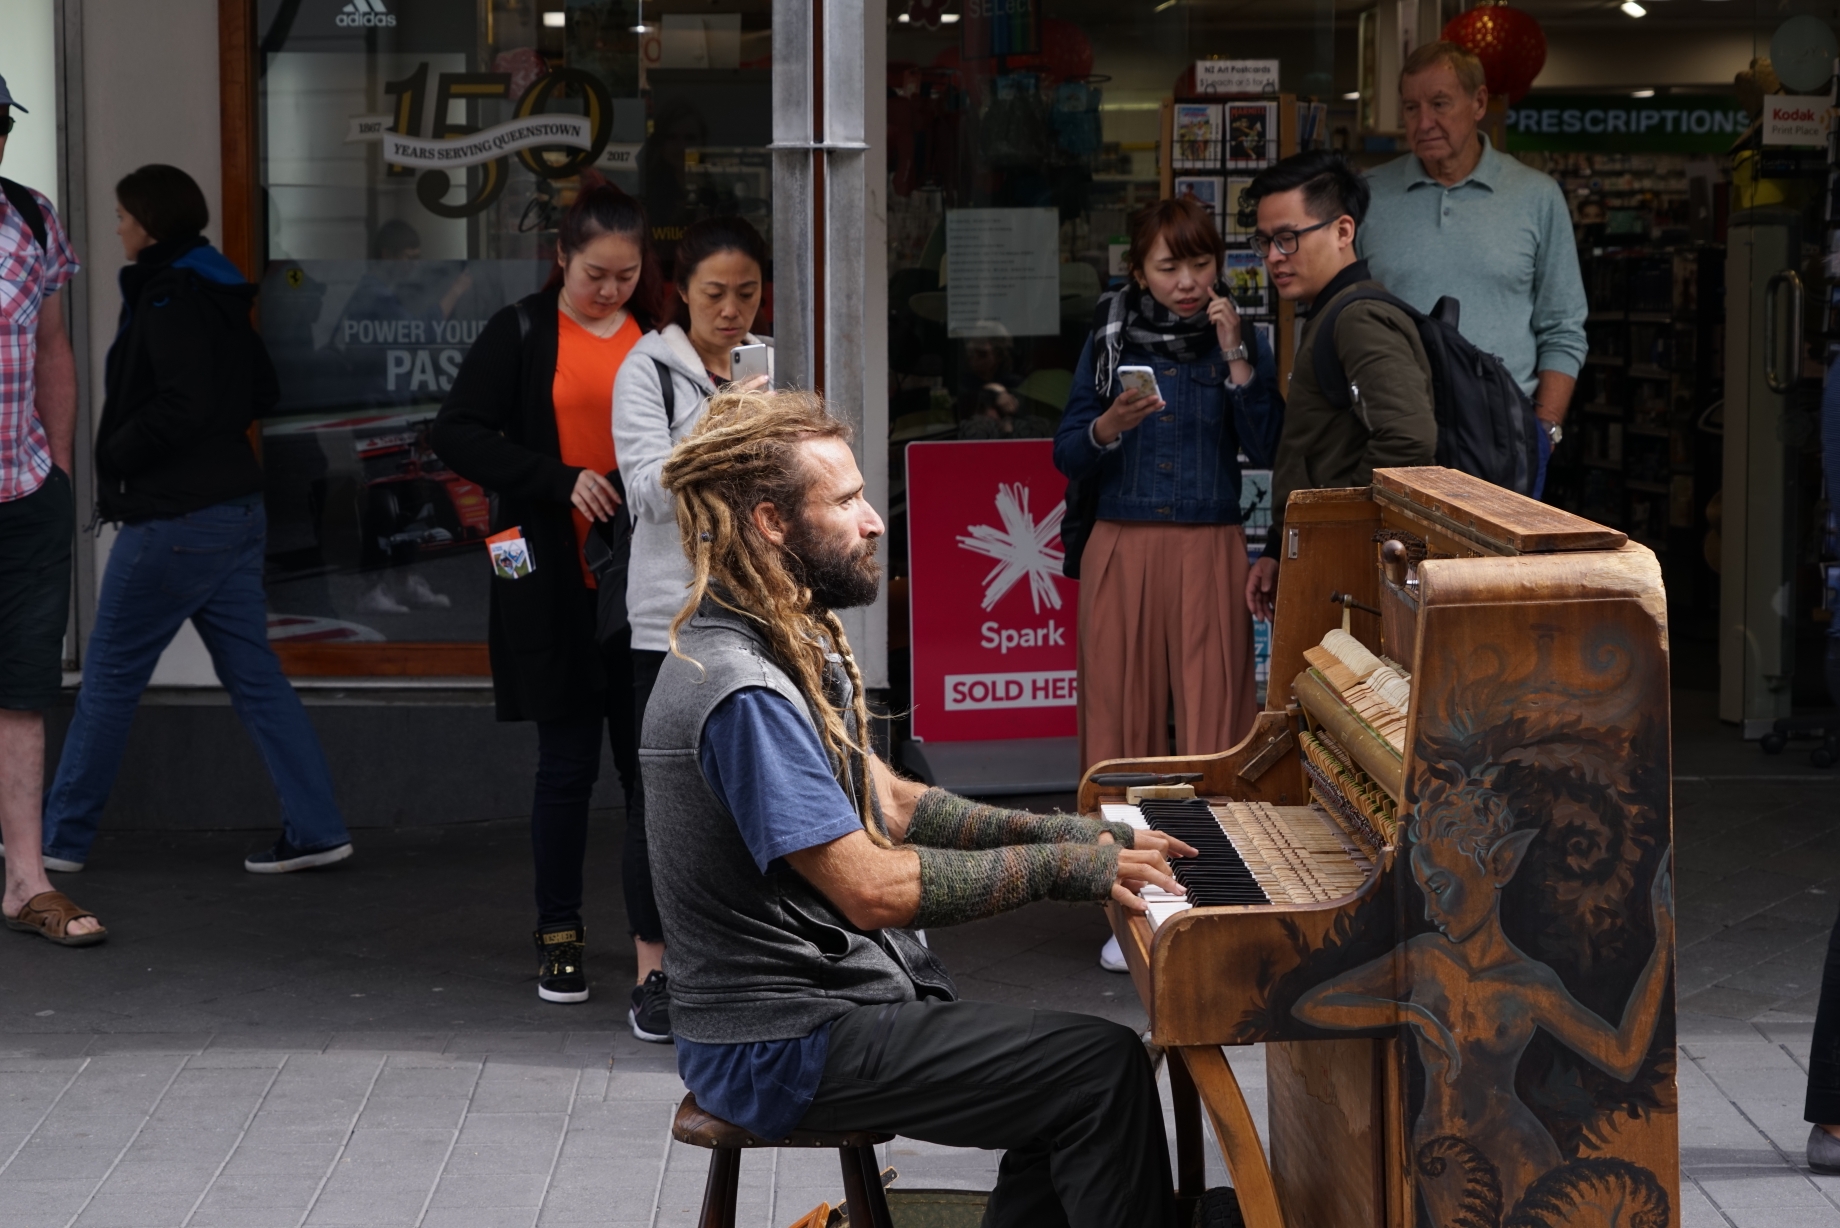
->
xmin=487 ymin=527 xmax=534 ymax=579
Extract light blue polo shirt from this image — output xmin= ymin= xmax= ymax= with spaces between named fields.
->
xmin=1357 ymin=136 xmax=1588 ymax=399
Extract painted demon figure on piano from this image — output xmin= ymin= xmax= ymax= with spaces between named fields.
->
xmin=641 ymin=387 xmax=1197 ymax=1227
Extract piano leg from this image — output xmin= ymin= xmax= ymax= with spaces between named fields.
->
xmin=1167 ymin=1048 xmax=1206 ymax=1222
xmin=1179 ymin=1045 xmax=1286 ymax=1228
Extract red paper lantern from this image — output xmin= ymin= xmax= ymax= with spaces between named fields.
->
xmin=1442 ymin=2 xmax=1547 ymax=104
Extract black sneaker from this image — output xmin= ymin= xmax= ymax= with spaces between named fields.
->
xmin=243 ymin=837 xmax=353 ymax=874
xmin=629 ymin=969 xmax=672 ymax=1042
xmin=535 ymin=926 xmax=589 ymax=1004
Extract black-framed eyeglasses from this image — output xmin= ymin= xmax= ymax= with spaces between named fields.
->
xmin=1249 ymin=217 xmax=1338 ymax=259
xmin=0 ymin=116 xmax=14 ymax=137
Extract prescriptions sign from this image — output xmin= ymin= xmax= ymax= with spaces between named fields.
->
xmin=907 ymin=440 xmax=1077 ymax=742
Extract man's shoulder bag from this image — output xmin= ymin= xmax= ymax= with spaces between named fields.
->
xmin=1310 ymin=288 xmax=1543 ymax=497
xmin=0 ymin=178 xmax=47 ymax=251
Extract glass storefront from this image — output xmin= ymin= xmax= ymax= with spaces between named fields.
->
xmin=882 ymin=1 xmax=1340 ymax=715
xmin=253 ymin=0 xmax=772 ymax=661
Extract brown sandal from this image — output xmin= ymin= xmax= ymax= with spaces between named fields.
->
xmin=4 ymin=890 xmax=107 ymax=946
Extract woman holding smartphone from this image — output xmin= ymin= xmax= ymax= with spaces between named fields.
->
xmin=432 ymin=181 xmax=670 ymax=1023
xmin=612 ymin=215 xmax=770 ymax=1036
xmin=1053 ymin=197 xmax=1283 ymax=969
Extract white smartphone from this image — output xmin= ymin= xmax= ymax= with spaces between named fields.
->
xmin=1117 ymin=364 xmax=1159 ymax=400
xmin=730 ymin=343 xmax=771 ymax=387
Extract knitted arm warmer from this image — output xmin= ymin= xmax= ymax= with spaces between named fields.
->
xmin=911 ymin=842 xmax=1120 ymax=929
xmin=906 ymin=788 xmax=1136 ymax=850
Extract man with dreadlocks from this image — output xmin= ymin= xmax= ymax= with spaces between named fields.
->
xmin=644 ymin=388 xmax=1191 ymax=1226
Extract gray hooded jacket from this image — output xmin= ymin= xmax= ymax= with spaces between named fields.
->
xmin=613 ymin=324 xmax=773 ymax=652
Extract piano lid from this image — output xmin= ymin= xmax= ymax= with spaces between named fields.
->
xmin=1372 ymin=466 xmax=1628 ymax=555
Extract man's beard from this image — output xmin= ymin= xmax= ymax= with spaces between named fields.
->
xmin=785 ymin=517 xmax=882 ymax=611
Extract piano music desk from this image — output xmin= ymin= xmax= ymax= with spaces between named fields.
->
xmin=1082 ymin=469 xmax=1678 ymax=1228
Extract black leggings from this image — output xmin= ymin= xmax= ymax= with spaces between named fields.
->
xmin=531 ymin=632 xmax=661 ymax=940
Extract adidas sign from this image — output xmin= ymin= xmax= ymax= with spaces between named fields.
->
xmin=337 ymin=0 xmax=396 ymax=27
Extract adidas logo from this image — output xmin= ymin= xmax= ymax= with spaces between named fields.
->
xmin=336 ymin=0 xmax=396 ymax=27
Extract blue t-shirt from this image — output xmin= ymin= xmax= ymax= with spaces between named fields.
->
xmin=674 ymin=687 xmax=865 ymax=1139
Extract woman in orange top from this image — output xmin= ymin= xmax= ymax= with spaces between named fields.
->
xmin=434 ymin=181 xmax=671 ymax=1016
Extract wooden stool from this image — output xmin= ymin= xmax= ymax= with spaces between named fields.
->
xmin=671 ymin=1093 xmax=895 ymax=1228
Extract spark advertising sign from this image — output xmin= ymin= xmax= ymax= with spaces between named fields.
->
xmin=906 ymin=440 xmax=1078 ymax=742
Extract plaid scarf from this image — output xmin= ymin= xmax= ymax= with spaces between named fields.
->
xmin=1090 ymin=279 xmax=1231 ymax=397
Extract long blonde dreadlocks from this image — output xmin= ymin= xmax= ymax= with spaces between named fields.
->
xmin=659 ymin=388 xmax=883 ymax=842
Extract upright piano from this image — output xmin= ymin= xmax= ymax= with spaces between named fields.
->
xmin=1085 ymin=468 xmax=1677 ymax=1228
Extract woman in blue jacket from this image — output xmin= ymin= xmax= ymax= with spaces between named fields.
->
xmin=1055 ymin=195 xmax=1282 ymax=782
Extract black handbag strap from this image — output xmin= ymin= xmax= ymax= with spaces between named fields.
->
xmin=653 ymin=357 xmax=676 ymax=428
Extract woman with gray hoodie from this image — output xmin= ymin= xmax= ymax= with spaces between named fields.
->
xmin=612 ymin=216 xmax=770 ymax=1034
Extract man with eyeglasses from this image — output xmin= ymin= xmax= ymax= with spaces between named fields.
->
xmin=1241 ymin=150 xmax=1437 ymax=622
xmin=0 ymin=75 xmax=103 ymax=946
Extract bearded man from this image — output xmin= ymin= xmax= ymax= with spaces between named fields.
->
xmin=645 ymin=389 xmax=1191 ymax=1227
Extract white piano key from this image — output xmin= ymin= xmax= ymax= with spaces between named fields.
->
xmin=1103 ymin=803 xmax=1149 ymax=830
xmin=1146 ymin=897 xmax=1193 ymax=930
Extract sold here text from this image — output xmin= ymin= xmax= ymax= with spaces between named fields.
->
xmin=944 ymin=670 xmax=1078 ymax=711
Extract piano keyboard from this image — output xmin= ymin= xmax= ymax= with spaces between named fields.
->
xmin=1139 ymin=798 xmax=1271 ymax=907
xmin=1104 ymin=797 xmax=1377 ymax=929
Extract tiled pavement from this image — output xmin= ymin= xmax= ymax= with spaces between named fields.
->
xmin=3 ymin=688 xmax=1839 ymax=1227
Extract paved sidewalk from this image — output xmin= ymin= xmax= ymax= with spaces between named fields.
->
xmin=3 ymin=688 xmax=1839 ymax=1226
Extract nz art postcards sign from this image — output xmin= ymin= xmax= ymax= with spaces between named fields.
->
xmin=907 ymin=441 xmax=1077 ymax=743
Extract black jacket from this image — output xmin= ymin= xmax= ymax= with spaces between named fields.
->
xmin=95 ymin=237 xmax=274 ymax=522
xmin=431 ymin=287 xmax=602 ymax=723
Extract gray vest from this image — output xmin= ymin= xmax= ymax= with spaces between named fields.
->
xmin=643 ymin=602 xmax=947 ymax=1044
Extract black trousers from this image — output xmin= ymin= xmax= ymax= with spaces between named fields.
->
xmin=531 ymin=631 xmax=661 ymax=940
xmin=1808 ymin=905 xmax=1840 ymax=1123
xmin=801 ymin=999 xmax=1178 ymax=1228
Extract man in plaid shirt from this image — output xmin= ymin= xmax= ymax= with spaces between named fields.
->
xmin=0 ymin=76 xmax=104 ymax=945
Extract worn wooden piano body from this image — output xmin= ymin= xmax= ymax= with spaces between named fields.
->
xmin=1084 ymin=468 xmax=1677 ymax=1228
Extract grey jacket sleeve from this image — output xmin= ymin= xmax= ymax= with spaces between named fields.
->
xmin=615 ymin=351 xmax=693 ymax=527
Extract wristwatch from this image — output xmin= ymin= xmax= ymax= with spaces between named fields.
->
xmin=1223 ymin=343 xmax=1250 ymax=363
xmin=1545 ymin=421 xmax=1564 ymax=446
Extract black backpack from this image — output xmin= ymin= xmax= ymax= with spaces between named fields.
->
xmin=1 ymin=177 xmax=48 ymax=251
xmin=1311 ymin=289 xmax=1543 ymax=497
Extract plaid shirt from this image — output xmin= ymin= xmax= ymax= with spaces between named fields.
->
xmin=0 ymin=184 xmax=78 ymax=502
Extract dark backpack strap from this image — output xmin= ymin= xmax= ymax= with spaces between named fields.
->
xmin=0 ymin=177 xmax=47 ymax=252
xmin=652 ymin=356 xmax=676 ymax=428
xmin=1308 ymin=286 xmax=1420 ymax=413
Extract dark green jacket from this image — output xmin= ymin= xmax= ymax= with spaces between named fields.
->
xmin=1266 ymin=260 xmax=1436 ymax=554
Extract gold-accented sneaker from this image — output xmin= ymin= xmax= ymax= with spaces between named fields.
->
xmin=534 ymin=925 xmax=588 ymax=1004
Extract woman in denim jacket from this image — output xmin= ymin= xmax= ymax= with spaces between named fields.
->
xmin=1055 ymin=195 xmax=1282 ymax=798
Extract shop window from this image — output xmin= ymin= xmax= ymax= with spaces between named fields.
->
xmin=882 ymin=1 xmax=1336 ymax=704
xmin=248 ymin=0 xmax=771 ymax=674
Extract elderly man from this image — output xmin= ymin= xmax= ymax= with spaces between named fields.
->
xmin=0 ymin=76 xmax=104 ymax=945
xmin=1359 ymin=40 xmax=1587 ymax=446
xmin=645 ymin=387 xmax=1195 ymax=1227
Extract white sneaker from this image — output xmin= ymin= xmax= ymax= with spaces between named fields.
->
xmin=0 ymin=842 xmax=84 ymax=872
xmin=1100 ymin=934 xmax=1128 ymax=973
xmin=357 ymin=584 xmax=410 ymax=614
xmin=405 ymin=574 xmax=453 ymax=609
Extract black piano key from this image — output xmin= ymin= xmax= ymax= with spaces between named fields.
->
xmin=1137 ymin=798 xmax=1270 ymax=907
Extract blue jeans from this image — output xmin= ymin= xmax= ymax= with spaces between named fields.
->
xmin=42 ymin=497 xmax=349 ymax=862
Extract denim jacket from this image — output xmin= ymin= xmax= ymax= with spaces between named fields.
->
xmin=1053 ymin=328 xmax=1284 ymax=524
